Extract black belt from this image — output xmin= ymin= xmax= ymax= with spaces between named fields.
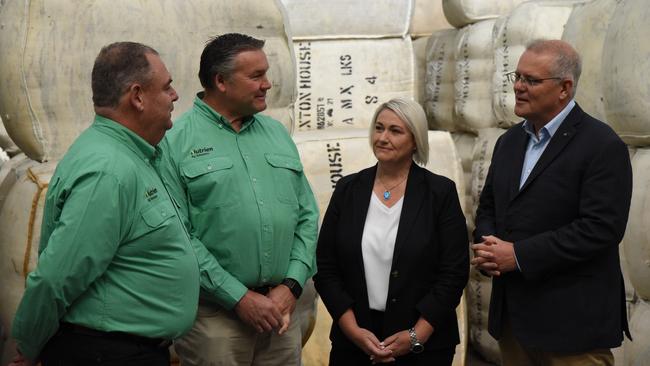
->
xmin=250 ymin=285 xmax=273 ymax=295
xmin=58 ymin=322 xmax=171 ymax=349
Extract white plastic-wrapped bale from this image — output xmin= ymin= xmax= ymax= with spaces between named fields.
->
xmin=562 ymin=0 xmax=617 ymax=123
xmin=602 ymin=0 xmax=650 ymax=146
xmin=0 ymin=117 xmax=20 ymax=158
xmin=293 ymin=38 xmax=414 ymax=132
xmin=0 ymin=0 xmax=294 ymax=162
xmin=625 ymin=300 xmax=650 ymax=366
xmin=424 ymin=29 xmax=458 ymax=131
xmin=622 ymin=148 xmax=650 ymax=301
xmin=293 ymin=129 xmax=464 ymax=217
xmin=454 ymin=19 xmax=498 ymax=133
xmin=470 ymin=128 xmax=504 ymax=216
xmin=442 ymin=0 xmax=525 ymax=28
xmin=452 ymin=132 xmax=476 ymax=220
xmin=0 ymin=157 xmax=55 ymax=365
xmin=301 ymin=298 xmax=332 ymax=366
xmin=413 ymin=36 xmax=430 ymax=107
xmin=294 ymin=279 xmax=318 ymax=347
xmin=467 ymin=267 xmax=501 ymax=364
xmin=492 ymin=0 xmax=587 ymax=128
xmin=409 ymin=0 xmax=452 ymax=37
xmin=280 ymin=0 xmax=410 ymax=40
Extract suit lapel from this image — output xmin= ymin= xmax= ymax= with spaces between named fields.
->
xmin=515 ymin=105 xmax=582 ymax=197
xmin=352 ymin=166 xmax=375 ymax=281
xmin=391 ymin=164 xmax=425 ymax=266
xmin=508 ymin=125 xmax=529 ymax=202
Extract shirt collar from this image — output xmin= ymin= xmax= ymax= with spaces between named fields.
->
xmin=194 ymin=92 xmax=256 ymax=131
xmin=522 ymin=99 xmax=575 ymax=142
xmin=93 ymin=114 xmax=159 ymax=160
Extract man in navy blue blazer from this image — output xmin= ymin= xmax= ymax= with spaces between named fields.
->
xmin=472 ymin=39 xmax=632 ymax=366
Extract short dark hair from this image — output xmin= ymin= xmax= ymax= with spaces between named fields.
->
xmin=199 ymin=33 xmax=265 ymax=90
xmin=91 ymin=42 xmax=158 ymax=108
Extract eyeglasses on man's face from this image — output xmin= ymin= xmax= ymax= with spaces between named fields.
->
xmin=505 ymin=71 xmax=562 ymax=87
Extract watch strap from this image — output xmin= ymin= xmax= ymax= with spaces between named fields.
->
xmin=281 ymin=278 xmax=302 ymax=299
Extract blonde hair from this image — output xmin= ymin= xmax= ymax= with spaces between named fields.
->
xmin=369 ymin=97 xmax=429 ymax=165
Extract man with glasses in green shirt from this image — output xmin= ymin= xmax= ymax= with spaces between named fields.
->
xmin=160 ymin=33 xmax=319 ymax=366
xmin=9 ymin=42 xmax=200 ymax=366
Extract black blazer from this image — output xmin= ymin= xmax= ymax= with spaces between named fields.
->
xmin=474 ymin=104 xmax=632 ymax=352
xmin=314 ymin=163 xmax=469 ymax=354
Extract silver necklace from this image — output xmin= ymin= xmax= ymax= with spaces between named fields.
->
xmin=378 ymin=175 xmax=407 ymax=200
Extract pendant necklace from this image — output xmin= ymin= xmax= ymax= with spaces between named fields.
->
xmin=378 ymin=174 xmax=408 ymax=201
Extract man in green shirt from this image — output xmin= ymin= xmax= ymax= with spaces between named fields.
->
xmin=160 ymin=33 xmax=319 ymax=366
xmin=9 ymin=42 xmax=200 ymax=366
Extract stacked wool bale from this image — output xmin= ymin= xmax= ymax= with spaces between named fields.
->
xmin=0 ymin=0 xmax=296 ymax=163
xmin=0 ymin=1 xmax=298 ymax=364
xmin=280 ymin=1 xmax=467 ymax=364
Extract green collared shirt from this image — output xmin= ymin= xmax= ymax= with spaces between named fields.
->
xmin=160 ymin=95 xmax=318 ymax=309
xmin=12 ymin=115 xmax=200 ymax=360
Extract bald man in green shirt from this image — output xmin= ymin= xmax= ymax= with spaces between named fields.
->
xmin=9 ymin=42 xmax=200 ymax=366
xmin=160 ymin=33 xmax=319 ymax=366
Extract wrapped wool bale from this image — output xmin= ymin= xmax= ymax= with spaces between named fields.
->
xmin=0 ymin=118 xmax=20 ymax=158
xmin=0 ymin=0 xmax=295 ymax=162
xmin=492 ymin=0 xmax=587 ymax=128
xmin=293 ymin=129 xmax=463 ymax=217
xmin=295 ymin=278 xmax=318 ymax=347
xmin=293 ymin=38 xmax=414 ymax=132
xmin=625 ymin=300 xmax=650 ymax=366
xmin=280 ymin=0 xmax=410 ymax=40
xmin=409 ymin=0 xmax=452 ymax=37
xmin=602 ymin=0 xmax=650 ymax=146
xmin=443 ymin=0 xmax=525 ymax=28
xmin=454 ymin=19 xmax=499 ymax=133
xmin=413 ymin=36 xmax=430 ymax=107
xmin=467 ymin=267 xmax=501 ymax=364
xmin=0 ymin=157 xmax=55 ymax=365
xmin=452 ymin=132 xmax=476 ymax=221
xmin=424 ymin=29 xmax=458 ymax=131
xmin=623 ymin=148 xmax=650 ymax=301
xmin=562 ymin=0 xmax=618 ymax=123
xmin=470 ymin=128 xmax=504 ymax=216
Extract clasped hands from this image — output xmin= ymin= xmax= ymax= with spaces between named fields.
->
xmin=349 ymin=327 xmax=414 ymax=364
xmin=234 ymin=285 xmax=296 ymax=334
xmin=471 ymin=235 xmax=517 ymax=276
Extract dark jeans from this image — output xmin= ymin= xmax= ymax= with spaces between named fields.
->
xmin=329 ymin=310 xmax=455 ymax=366
xmin=40 ymin=326 xmax=170 ymax=366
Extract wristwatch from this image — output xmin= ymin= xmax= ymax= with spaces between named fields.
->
xmin=281 ymin=278 xmax=303 ymax=299
xmin=408 ymin=327 xmax=424 ymax=354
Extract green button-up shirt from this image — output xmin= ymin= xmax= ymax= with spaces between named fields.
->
xmin=160 ymin=95 xmax=318 ymax=309
xmin=12 ymin=115 xmax=200 ymax=360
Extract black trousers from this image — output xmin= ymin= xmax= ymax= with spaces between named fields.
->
xmin=329 ymin=310 xmax=455 ymax=366
xmin=40 ymin=326 xmax=170 ymax=366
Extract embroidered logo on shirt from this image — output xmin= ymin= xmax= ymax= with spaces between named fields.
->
xmin=145 ymin=187 xmax=159 ymax=201
xmin=190 ymin=147 xmax=214 ymax=158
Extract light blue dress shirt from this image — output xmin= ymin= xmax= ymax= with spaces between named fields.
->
xmin=520 ymin=99 xmax=576 ymax=188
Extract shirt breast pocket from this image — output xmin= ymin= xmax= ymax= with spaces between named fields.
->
xmin=265 ymin=153 xmax=303 ymax=205
xmin=181 ymin=157 xmax=236 ymax=209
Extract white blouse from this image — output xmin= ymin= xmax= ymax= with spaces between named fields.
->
xmin=361 ymin=193 xmax=404 ymax=311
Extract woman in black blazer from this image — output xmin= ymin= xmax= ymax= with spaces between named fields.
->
xmin=314 ymin=98 xmax=469 ymax=365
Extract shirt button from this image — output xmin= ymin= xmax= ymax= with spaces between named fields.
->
xmin=391 ymin=270 xmax=399 ymax=278
xmin=252 ymin=178 xmax=257 ymax=182
xmin=207 ymin=165 xmax=213 ymax=170
xmin=390 ymin=298 xmax=397 ymax=303
xmin=262 ymin=278 xmax=267 ymax=282
xmin=162 ymin=212 xmax=167 ymax=217
xmin=259 ymin=200 xmax=264 ymax=205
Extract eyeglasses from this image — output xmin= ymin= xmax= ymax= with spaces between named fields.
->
xmin=505 ymin=72 xmax=562 ymax=86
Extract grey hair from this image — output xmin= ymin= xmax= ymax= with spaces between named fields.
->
xmin=525 ymin=39 xmax=582 ymax=97
xmin=369 ymin=97 xmax=429 ymax=165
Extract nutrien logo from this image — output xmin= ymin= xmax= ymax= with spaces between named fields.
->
xmin=145 ymin=187 xmax=159 ymax=201
xmin=190 ymin=146 xmax=214 ymax=158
